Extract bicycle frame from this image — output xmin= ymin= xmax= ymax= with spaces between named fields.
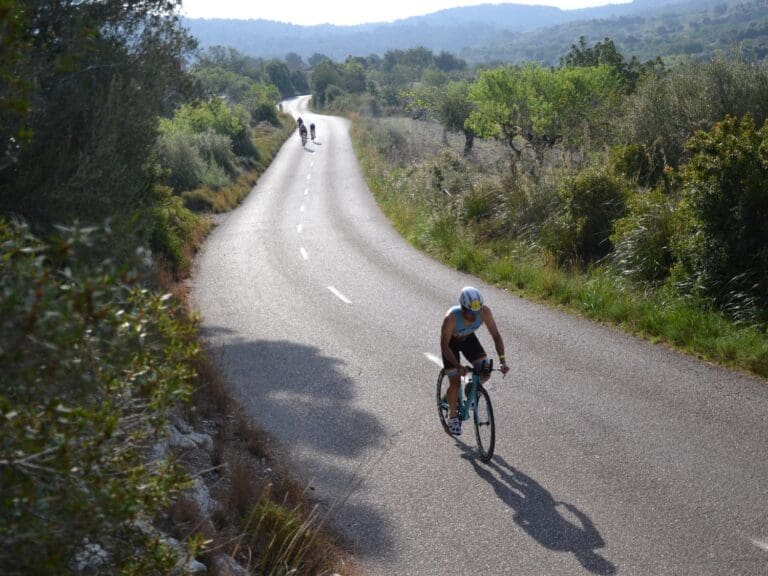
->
xmin=437 ymin=359 xmax=497 ymax=461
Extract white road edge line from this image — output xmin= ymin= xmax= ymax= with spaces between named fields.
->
xmin=424 ymin=352 xmax=443 ymax=367
xmin=327 ymin=286 xmax=352 ymax=304
xmin=300 ymin=247 xmax=308 ymax=261
xmin=751 ymin=538 xmax=768 ymax=552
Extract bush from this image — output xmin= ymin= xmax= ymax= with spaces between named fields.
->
xmin=611 ymin=142 xmax=669 ymax=189
xmin=156 ymin=130 xmax=207 ymax=193
xmin=150 ymin=186 xmax=207 ymax=277
xmin=541 ymin=168 xmax=627 ymax=265
xmin=621 ymin=55 xmax=768 ymax=169
xmin=671 ymin=114 xmax=768 ymax=319
xmin=194 ymin=129 xmax=239 ymax=178
xmin=0 ymin=219 xmax=198 ymax=574
xmin=612 ymin=187 xmax=677 ymax=285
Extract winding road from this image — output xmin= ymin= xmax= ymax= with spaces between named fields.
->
xmin=191 ymin=96 xmax=768 ymax=575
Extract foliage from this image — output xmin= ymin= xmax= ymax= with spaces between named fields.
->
xmin=0 ymin=0 xmax=29 ymax=175
xmin=0 ymin=219 xmax=198 ymax=574
xmin=241 ymin=491 xmax=336 ymax=576
xmin=149 ymin=186 xmax=208 ymax=277
xmin=156 ymin=99 xmax=257 ymax=194
xmin=0 ymin=0 xmax=197 ymax=224
xmin=310 ymin=60 xmax=343 ymax=108
xmin=438 ymin=81 xmax=477 ymax=155
xmin=560 ymin=36 xmax=664 ymax=91
xmin=466 ymin=63 xmax=622 ymax=149
xmin=351 ymin=113 xmax=768 ymax=377
xmin=620 ymin=54 xmax=768 ymax=170
xmin=541 ymin=168 xmax=628 ymax=265
xmin=611 ymin=142 xmax=670 ymax=189
xmin=671 ymin=114 xmax=768 ymax=320
xmin=611 ymin=187 xmax=677 ymax=285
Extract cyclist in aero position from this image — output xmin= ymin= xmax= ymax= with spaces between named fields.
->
xmin=440 ymin=286 xmax=510 ymax=435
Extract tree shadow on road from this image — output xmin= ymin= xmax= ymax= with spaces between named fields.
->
xmin=199 ymin=327 xmax=396 ymax=557
xmin=461 ymin=448 xmax=616 ymax=575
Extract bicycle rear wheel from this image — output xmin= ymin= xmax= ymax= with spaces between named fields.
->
xmin=436 ymin=370 xmax=452 ymax=435
xmin=473 ymin=385 xmax=495 ymax=461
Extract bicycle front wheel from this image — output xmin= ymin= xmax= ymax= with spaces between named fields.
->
xmin=473 ymin=385 xmax=495 ymax=461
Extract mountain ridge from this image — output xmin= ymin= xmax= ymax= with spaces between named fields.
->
xmin=183 ymin=0 xmax=757 ymax=63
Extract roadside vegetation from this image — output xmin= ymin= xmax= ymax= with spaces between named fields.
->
xmin=1 ymin=1 xmax=348 ymax=574
xmin=309 ymin=42 xmax=768 ymax=379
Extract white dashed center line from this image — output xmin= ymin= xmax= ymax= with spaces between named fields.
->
xmin=300 ymin=247 xmax=308 ymax=261
xmin=297 ymin=224 xmax=303 ymax=234
xmin=424 ymin=352 xmax=443 ymax=367
xmin=327 ymin=286 xmax=352 ymax=304
xmin=304 ymin=188 xmax=309 ymax=196
xmin=300 ymin=204 xmax=305 ymax=212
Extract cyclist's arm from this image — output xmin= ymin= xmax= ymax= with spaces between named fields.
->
xmin=481 ymin=306 xmax=510 ymax=373
xmin=440 ymin=313 xmax=462 ymax=371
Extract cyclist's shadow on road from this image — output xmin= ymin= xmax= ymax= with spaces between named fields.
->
xmin=461 ymin=449 xmax=616 ymax=575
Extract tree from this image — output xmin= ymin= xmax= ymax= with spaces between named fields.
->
xmin=0 ymin=0 xmax=197 ymax=226
xmin=438 ymin=81 xmax=476 ymax=156
xmin=310 ymin=59 xmax=342 ymax=107
xmin=284 ymin=52 xmax=306 ymax=71
xmin=265 ymin=60 xmax=295 ymax=98
xmin=0 ymin=0 xmax=29 ymax=176
xmin=308 ymin=53 xmax=331 ymax=68
xmin=466 ymin=63 xmax=622 ymax=151
xmin=560 ymin=36 xmax=664 ymax=91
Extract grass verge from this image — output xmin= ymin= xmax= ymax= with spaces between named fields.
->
xmin=350 ymin=115 xmax=768 ymax=380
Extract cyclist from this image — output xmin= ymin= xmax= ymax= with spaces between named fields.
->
xmin=310 ymin=122 xmax=316 ymax=141
xmin=299 ymin=122 xmax=308 ymax=145
xmin=440 ymin=286 xmax=509 ymax=435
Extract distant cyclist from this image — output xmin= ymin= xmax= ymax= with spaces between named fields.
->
xmin=310 ymin=122 xmax=316 ymax=141
xmin=299 ymin=122 xmax=308 ymax=145
xmin=440 ymin=286 xmax=509 ymax=435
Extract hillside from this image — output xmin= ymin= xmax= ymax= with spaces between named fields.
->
xmin=182 ymin=0 xmax=764 ymax=64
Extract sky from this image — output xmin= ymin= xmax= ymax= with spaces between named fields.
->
xmin=180 ymin=0 xmax=632 ymax=27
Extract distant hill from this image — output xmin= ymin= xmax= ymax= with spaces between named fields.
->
xmin=183 ymin=0 xmax=765 ymax=64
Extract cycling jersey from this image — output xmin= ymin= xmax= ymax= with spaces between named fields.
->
xmin=449 ymin=305 xmax=483 ymax=338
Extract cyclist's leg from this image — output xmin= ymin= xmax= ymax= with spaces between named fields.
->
xmin=464 ymin=333 xmax=491 ymax=382
xmin=442 ymin=345 xmax=462 ymax=419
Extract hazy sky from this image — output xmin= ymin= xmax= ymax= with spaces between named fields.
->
xmin=180 ymin=0 xmax=632 ymax=26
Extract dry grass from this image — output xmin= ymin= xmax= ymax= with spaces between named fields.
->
xmin=376 ymin=116 xmax=511 ymax=173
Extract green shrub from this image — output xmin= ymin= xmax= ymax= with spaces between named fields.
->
xmin=612 ymin=187 xmax=677 ymax=285
xmin=0 ymin=219 xmax=198 ymax=574
xmin=181 ymin=188 xmax=217 ymax=212
xmin=541 ymin=168 xmax=627 ymax=266
xmin=621 ymin=55 xmax=768 ymax=169
xmin=497 ymin=171 xmax=561 ymax=241
xmin=150 ymin=186 xmax=207 ymax=277
xmin=671 ymin=114 xmax=768 ymax=320
xmin=611 ymin=142 xmax=669 ymax=189
xmin=156 ymin=130 xmax=207 ymax=193
xmin=194 ymin=129 xmax=239 ymax=178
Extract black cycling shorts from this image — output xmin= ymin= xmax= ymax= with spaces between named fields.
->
xmin=442 ymin=332 xmax=486 ymax=373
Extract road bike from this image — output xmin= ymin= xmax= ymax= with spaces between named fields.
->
xmin=437 ymin=361 xmax=498 ymax=462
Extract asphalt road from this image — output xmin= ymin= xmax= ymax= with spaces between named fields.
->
xmin=191 ymin=96 xmax=768 ymax=575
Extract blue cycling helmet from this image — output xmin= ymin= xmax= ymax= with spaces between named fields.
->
xmin=459 ymin=286 xmax=483 ymax=312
